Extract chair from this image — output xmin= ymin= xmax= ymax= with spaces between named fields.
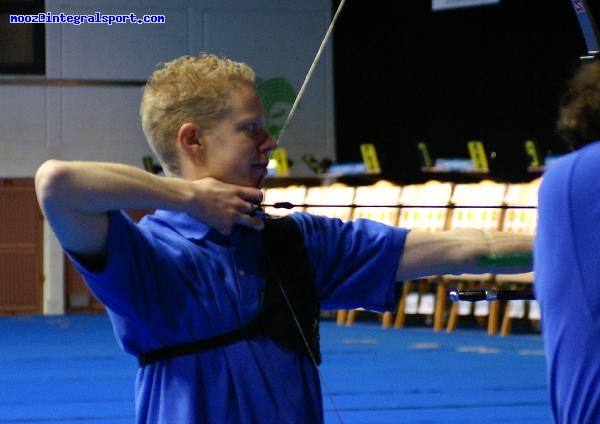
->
xmin=263 ymin=185 xmax=307 ymax=216
xmin=444 ymin=180 xmax=507 ymax=335
xmin=495 ymin=178 xmax=541 ymax=336
xmin=342 ymin=180 xmax=402 ymax=328
xmin=392 ymin=180 xmax=454 ymax=330
xmin=351 ymin=180 xmax=402 ymax=225
xmin=304 ymin=183 xmax=355 ymax=222
xmin=397 ymin=181 xmax=452 ymax=232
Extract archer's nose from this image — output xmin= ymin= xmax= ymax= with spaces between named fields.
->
xmin=260 ymin=130 xmax=277 ymax=154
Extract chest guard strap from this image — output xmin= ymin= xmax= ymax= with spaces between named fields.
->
xmin=137 ymin=216 xmax=321 ymax=367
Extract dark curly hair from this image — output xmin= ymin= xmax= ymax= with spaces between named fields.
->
xmin=556 ymin=60 xmax=600 ymax=150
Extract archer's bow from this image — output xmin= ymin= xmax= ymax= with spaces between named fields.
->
xmin=271 ymin=2 xmax=348 ymax=423
xmin=570 ymin=0 xmax=600 ymax=61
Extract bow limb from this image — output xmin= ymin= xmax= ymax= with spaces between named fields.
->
xmin=570 ymin=0 xmax=600 ymax=60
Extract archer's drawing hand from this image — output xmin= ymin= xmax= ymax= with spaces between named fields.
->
xmin=187 ymin=177 xmax=265 ymax=235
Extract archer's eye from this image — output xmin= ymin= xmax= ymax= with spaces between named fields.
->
xmin=242 ymin=123 xmax=258 ymax=133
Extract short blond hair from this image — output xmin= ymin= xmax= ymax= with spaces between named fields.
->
xmin=140 ymin=54 xmax=256 ymax=174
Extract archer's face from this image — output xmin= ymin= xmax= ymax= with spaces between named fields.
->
xmin=202 ymin=84 xmax=277 ymax=188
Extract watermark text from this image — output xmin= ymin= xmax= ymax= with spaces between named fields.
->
xmin=10 ymin=12 xmax=165 ymax=25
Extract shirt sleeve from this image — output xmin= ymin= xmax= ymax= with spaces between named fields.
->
xmin=65 ymin=211 xmax=171 ymax=349
xmin=290 ymin=213 xmax=409 ymax=312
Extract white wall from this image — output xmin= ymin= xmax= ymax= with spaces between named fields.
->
xmin=0 ymin=0 xmax=335 ymax=176
xmin=0 ymin=0 xmax=335 ymax=313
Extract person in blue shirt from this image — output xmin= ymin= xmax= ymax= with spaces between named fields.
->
xmin=535 ymin=59 xmax=600 ymax=423
xmin=35 ymin=53 xmax=533 ymax=424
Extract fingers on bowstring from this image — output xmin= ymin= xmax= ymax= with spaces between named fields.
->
xmin=235 ymin=212 xmax=265 ymax=231
xmin=236 ymin=186 xmax=263 ymax=204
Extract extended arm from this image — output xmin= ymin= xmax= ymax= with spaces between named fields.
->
xmin=397 ymin=228 xmax=533 ymax=281
xmin=35 ymin=160 xmax=264 ymax=258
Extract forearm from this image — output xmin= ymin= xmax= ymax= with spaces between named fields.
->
xmin=35 ymin=160 xmax=192 ymax=215
xmin=35 ymin=160 xmax=195 ymax=256
xmin=397 ymin=229 xmax=533 ymax=281
xmin=35 ymin=160 xmax=265 ymax=255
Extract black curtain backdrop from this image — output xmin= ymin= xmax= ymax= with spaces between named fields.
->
xmin=332 ymin=0 xmax=600 ymax=183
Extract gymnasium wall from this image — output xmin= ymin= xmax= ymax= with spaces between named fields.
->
xmin=0 ymin=0 xmax=335 ymax=314
xmin=0 ymin=0 xmax=335 ymax=178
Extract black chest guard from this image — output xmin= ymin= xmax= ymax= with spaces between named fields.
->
xmin=138 ymin=216 xmax=321 ymax=366
xmin=259 ymin=216 xmax=321 ymax=364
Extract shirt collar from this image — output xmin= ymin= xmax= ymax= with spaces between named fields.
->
xmin=152 ymin=209 xmax=211 ymax=241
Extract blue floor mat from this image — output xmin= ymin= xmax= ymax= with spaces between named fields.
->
xmin=0 ymin=314 xmax=550 ymax=423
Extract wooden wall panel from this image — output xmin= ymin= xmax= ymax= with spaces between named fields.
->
xmin=0 ymin=179 xmax=43 ymax=314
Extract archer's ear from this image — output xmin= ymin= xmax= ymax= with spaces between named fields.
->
xmin=177 ymin=123 xmax=203 ymax=155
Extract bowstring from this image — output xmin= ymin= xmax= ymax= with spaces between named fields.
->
xmin=276 ymin=0 xmax=348 ymax=145
xmin=265 ymin=248 xmax=344 ymax=424
xmin=269 ymin=2 xmax=349 ymax=422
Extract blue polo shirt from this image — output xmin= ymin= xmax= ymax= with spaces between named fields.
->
xmin=70 ymin=210 xmax=408 ymax=423
xmin=536 ymin=140 xmax=600 ymax=423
